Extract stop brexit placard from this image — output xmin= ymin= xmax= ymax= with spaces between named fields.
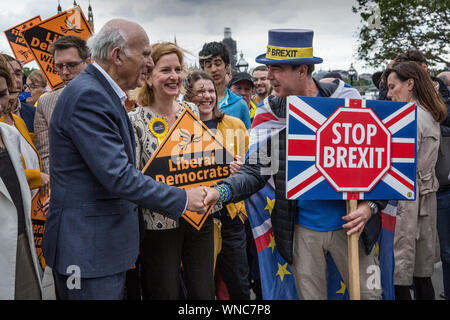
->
xmin=286 ymin=96 xmax=417 ymax=201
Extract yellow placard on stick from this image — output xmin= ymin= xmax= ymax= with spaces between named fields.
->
xmin=31 ymin=191 xmax=49 ymax=269
xmin=4 ymin=16 xmax=42 ymax=64
xmin=142 ymin=108 xmax=236 ymax=230
xmin=20 ymin=6 xmax=92 ymax=89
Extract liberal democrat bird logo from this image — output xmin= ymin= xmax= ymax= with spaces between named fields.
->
xmin=178 ymin=129 xmax=202 ymax=151
xmin=32 ymin=197 xmax=45 ymax=217
xmin=60 ymin=17 xmax=84 ymax=34
xmin=17 ymin=50 xmax=30 ymax=60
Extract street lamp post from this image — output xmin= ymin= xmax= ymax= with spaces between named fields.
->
xmin=348 ymin=63 xmax=356 ymax=86
xmin=236 ymin=52 xmax=249 ymax=73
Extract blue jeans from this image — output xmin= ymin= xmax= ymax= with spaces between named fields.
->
xmin=437 ymin=188 xmax=450 ymax=300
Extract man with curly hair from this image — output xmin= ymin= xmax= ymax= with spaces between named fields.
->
xmin=199 ymin=42 xmax=251 ymax=129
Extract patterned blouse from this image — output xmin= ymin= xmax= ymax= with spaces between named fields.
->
xmin=128 ymin=101 xmax=200 ymax=230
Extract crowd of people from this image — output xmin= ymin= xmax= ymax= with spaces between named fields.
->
xmin=0 ymin=19 xmax=449 ymax=301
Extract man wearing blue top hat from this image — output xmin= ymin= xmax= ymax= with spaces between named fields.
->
xmin=206 ymin=29 xmax=386 ymax=299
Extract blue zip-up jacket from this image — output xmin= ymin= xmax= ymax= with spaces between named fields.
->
xmin=219 ymin=88 xmax=251 ymax=129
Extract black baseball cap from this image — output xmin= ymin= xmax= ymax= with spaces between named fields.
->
xmin=228 ymin=72 xmax=254 ymax=88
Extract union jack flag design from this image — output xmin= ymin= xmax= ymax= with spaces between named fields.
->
xmin=286 ymin=96 xmax=417 ymax=201
xmin=245 ymin=96 xmax=399 ymax=299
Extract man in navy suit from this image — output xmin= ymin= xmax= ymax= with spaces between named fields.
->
xmin=42 ymin=19 xmax=208 ymax=300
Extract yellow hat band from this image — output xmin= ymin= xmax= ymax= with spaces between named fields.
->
xmin=266 ymin=45 xmax=313 ymax=60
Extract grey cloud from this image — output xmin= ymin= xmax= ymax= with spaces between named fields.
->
xmin=0 ymin=0 xmax=380 ymax=73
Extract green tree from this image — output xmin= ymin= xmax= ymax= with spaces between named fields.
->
xmin=23 ymin=66 xmax=37 ymax=77
xmin=353 ymin=0 xmax=450 ymax=69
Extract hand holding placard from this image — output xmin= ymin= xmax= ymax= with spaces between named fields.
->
xmin=342 ymin=201 xmax=372 ymax=236
xmin=229 ymin=155 xmax=243 ymax=175
xmin=287 ymin=96 xmax=417 ymax=300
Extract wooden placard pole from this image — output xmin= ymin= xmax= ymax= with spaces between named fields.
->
xmin=346 ymin=199 xmax=361 ymax=300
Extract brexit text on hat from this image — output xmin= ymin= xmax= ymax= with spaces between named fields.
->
xmin=266 ymin=45 xmax=313 ymax=60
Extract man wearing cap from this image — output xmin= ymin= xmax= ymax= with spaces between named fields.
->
xmin=228 ymin=72 xmax=258 ymax=122
xmin=206 ymin=29 xmax=385 ymax=299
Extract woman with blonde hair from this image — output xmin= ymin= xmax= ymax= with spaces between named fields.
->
xmin=384 ymin=61 xmax=447 ymax=300
xmin=24 ymin=70 xmax=47 ymax=106
xmin=128 ymin=42 xmax=214 ymax=299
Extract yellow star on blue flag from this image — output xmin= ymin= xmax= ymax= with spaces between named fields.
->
xmin=265 ymin=197 xmax=275 ymax=215
xmin=267 ymin=233 xmax=276 ymax=253
xmin=276 ymin=262 xmax=291 ymax=282
xmin=336 ymin=281 xmax=347 ymax=295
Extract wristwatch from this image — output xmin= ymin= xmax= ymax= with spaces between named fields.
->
xmin=365 ymin=200 xmax=377 ymax=215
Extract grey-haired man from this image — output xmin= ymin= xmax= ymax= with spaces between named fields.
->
xmin=43 ymin=19 xmax=208 ymax=300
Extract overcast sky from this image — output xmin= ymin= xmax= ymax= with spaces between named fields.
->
xmin=0 ymin=0 xmax=380 ymax=75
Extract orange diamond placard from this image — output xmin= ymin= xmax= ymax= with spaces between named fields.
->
xmin=4 ymin=16 xmax=42 ymax=64
xmin=31 ymin=191 xmax=49 ymax=269
xmin=142 ymin=107 xmax=236 ymax=230
xmin=20 ymin=6 xmax=92 ymax=89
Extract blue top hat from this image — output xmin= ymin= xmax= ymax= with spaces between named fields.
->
xmin=255 ymin=29 xmax=323 ymax=65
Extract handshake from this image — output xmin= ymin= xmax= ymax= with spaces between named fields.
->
xmin=185 ymin=186 xmax=221 ymax=214
xmin=184 ymin=156 xmax=242 ymax=214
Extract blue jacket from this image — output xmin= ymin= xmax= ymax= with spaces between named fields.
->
xmin=19 ymin=101 xmax=35 ymax=133
xmin=219 ymin=88 xmax=251 ymax=129
xmin=42 ymin=64 xmax=187 ymax=278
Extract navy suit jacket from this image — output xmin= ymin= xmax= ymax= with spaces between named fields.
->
xmin=20 ymin=101 xmax=35 ymax=133
xmin=42 ymin=64 xmax=187 ymax=278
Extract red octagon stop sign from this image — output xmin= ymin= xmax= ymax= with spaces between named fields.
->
xmin=316 ymin=107 xmax=391 ymax=192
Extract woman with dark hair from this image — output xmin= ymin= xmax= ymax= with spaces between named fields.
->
xmin=0 ymin=56 xmax=42 ymax=299
xmin=0 ymin=57 xmax=49 ymax=200
xmin=184 ymin=71 xmax=250 ymax=299
xmin=384 ymin=61 xmax=447 ymax=300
